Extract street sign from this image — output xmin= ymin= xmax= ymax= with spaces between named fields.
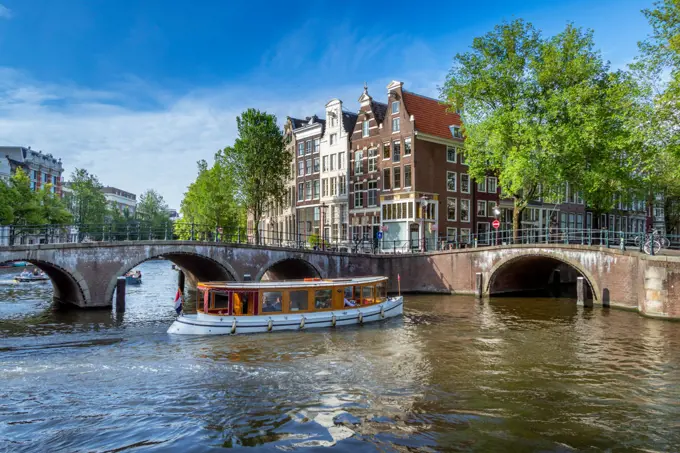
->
xmin=492 ymin=219 xmax=500 ymax=229
xmin=376 ymin=231 xmax=383 ymax=239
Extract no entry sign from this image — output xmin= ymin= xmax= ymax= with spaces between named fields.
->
xmin=492 ymin=219 xmax=500 ymax=229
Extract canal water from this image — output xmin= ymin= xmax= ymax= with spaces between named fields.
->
xmin=1 ymin=260 xmax=679 ymax=452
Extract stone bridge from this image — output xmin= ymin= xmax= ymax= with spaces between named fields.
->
xmin=1 ymin=241 xmax=679 ymax=319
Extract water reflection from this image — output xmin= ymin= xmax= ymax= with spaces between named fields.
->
xmin=1 ymin=262 xmax=680 ymax=451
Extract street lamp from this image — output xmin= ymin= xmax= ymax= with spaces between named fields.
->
xmin=420 ymin=199 xmax=429 ymax=251
xmin=493 ymin=206 xmax=501 ymax=245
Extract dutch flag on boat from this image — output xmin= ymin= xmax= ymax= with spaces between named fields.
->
xmin=174 ymin=288 xmax=183 ymax=315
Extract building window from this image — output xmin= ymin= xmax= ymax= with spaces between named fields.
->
xmin=450 ymin=125 xmax=462 ymax=138
xmin=447 ymin=146 xmax=457 ymax=163
xmin=314 ymin=139 xmax=320 ymax=153
xmin=393 ymin=167 xmax=401 ymax=189
xmin=305 ymin=181 xmax=312 ymax=200
xmin=383 ymin=142 xmax=391 ymax=159
xmin=392 ymin=117 xmax=400 ymax=132
xmin=477 ymin=222 xmax=490 ymax=244
xmin=322 ymin=156 xmax=328 ymax=172
xmin=313 ymin=157 xmax=320 ymax=173
xmin=392 ymin=101 xmax=399 ymax=114
xmin=306 ymin=158 xmax=312 ymax=175
xmin=298 ymin=161 xmax=304 ymax=177
xmin=313 ymin=180 xmax=320 ymax=199
xmin=338 ymin=152 xmax=345 ymax=169
xmin=297 ymin=143 xmax=304 ymax=156
xmin=322 ymin=179 xmax=328 ymax=197
xmin=477 ymin=200 xmax=487 ymax=217
xmin=460 ymin=153 xmax=468 ymax=166
xmin=52 ymin=176 xmax=58 ymax=185
xmin=488 ymin=201 xmax=498 ymax=217
xmin=446 ymin=227 xmax=457 ymax=242
xmin=330 ymin=134 xmax=337 ymax=145
xmin=404 ymin=165 xmax=412 ymax=187
xmin=354 ymin=151 xmax=363 ymax=175
xmin=330 ymin=154 xmax=336 ymax=170
xmin=298 ymin=183 xmax=304 ymax=201
xmin=460 ymin=174 xmax=470 ymax=193
xmin=306 ymin=141 xmax=312 ymax=154
xmin=354 ymin=183 xmax=364 ymax=208
xmin=331 ymin=177 xmax=337 ymax=196
xmin=368 ymin=148 xmax=378 ymax=173
xmin=477 ymin=178 xmax=486 ymax=192
xmin=447 ymin=198 xmax=457 ymax=221
xmin=362 ymin=120 xmax=369 ymax=137
xmin=368 ymin=181 xmax=378 ymax=206
xmin=339 ymin=176 xmax=346 ymax=195
xmin=460 ymin=199 xmax=471 ymax=222
xmin=383 ymin=168 xmax=391 ymax=190
xmin=487 ymin=176 xmax=497 ymax=194
xmin=404 ymin=138 xmax=412 ymax=155
xmin=447 ymin=171 xmax=457 ymax=192
xmin=393 ymin=141 xmax=401 ymax=162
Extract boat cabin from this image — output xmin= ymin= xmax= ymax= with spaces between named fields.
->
xmin=197 ymin=277 xmax=389 ymax=316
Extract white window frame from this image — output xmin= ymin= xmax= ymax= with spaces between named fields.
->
xmin=404 ymin=137 xmax=412 ymax=155
xmin=460 ymin=199 xmax=471 ymax=222
xmin=450 ymin=125 xmax=462 ymax=138
xmin=354 ymin=183 xmax=363 ymax=208
xmin=392 ymin=117 xmax=400 ymax=133
xmin=447 ymin=197 xmax=457 ymax=221
xmin=487 ymin=176 xmax=497 ymax=194
xmin=446 ymin=146 xmax=457 ymax=163
xmin=297 ymin=161 xmax=304 ymax=178
xmin=477 ymin=200 xmax=487 ymax=217
xmin=477 ymin=178 xmax=486 ymax=192
xmin=298 ymin=183 xmax=304 ymax=201
xmin=362 ymin=120 xmax=369 ymax=137
xmin=313 ymin=180 xmax=320 ymax=199
xmin=330 ymin=133 xmax=337 ymax=145
xmin=460 ymin=173 xmax=470 ymax=194
xmin=393 ymin=167 xmax=401 ymax=189
xmin=404 ymin=164 xmax=412 ymax=188
xmin=392 ymin=101 xmax=399 ymax=114
xmin=446 ymin=227 xmax=457 ymax=242
xmin=447 ymin=171 xmax=457 ymax=192
xmin=368 ymin=181 xmax=378 ymax=207
xmin=354 ymin=151 xmax=363 ymax=175
xmin=338 ymin=152 xmax=345 ymax=169
xmin=322 ymin=156 xmax=328 ymax=172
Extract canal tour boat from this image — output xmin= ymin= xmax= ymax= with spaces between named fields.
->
xmin=167 ymin=276 xmax=403 ymax=335
xmin=14 ymin=270 xmax=49 ymax=282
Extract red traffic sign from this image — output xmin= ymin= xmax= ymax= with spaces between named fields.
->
xmin=492 ymin=219 xmax=500 ymax=229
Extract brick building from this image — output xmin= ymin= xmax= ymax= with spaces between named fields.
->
xmin=0 ymin=146 xmax=64 ymax=196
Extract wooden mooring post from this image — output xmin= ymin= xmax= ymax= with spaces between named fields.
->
xmin=475 ymin=272 xmax=483 ymax=298
xmin=116 ymin=276 xmax=126 ymax=313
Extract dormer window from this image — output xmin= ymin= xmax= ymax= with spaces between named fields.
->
xmin=391 ymin=101 xmax=399 ymax=114
xmin=450 ymin=125 xmax=462 ymax=139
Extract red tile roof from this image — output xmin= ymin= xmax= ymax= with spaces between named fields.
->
xmin=402 ymin=91 xmax=461 ymax=139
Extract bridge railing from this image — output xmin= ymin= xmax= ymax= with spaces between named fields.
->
xmin=1 ymin=223 xmax=679 ymax=255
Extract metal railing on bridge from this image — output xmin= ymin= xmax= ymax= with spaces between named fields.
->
xmin=0 ymin=223 xmax=678 ymax=256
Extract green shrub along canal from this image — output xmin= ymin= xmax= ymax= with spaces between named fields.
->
xmin=1 ymin=260 xmax=679 ymax=451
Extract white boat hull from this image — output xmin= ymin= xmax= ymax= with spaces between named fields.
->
xmin=167 ymin=296 xmax=404 ymax=335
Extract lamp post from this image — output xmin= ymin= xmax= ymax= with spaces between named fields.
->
xmin=493 ymin=206 xmax=501 ymax=246
xmin=420 ymin=198 xmax=429 ymax=252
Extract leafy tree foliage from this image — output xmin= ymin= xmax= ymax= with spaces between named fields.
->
xmin=65 ymin=169 xmax=108 ymax=225
xmin=222 ymin=109 xmax=290 ymax=244
xmin=177 ymin=151 xmax=245 ymax=240
xmin=136 ymin=189 xmax=171 ymax=229
xmin=442 ymin=20 xmax=641 ymax=237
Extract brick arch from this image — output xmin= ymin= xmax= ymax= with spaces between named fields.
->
xmin=484 ymin=251 xmax=600 ymax=301
xmin=104 ymin=250 xmax=239 ymax=304
xmin=256 ymin=257 xmax=324 ymax=281
xmin=0 ymin=257 xmax=90 ymax=307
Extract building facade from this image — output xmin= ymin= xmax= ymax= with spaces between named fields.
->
xmin=293 ymin=116 xmax=325 ymax=240
xmin=319 ymin=99 xmax=356 ymax=243
xmin=101 ymin=187 xmax=137 ymax=216
xmin=0 ymin=146 xmax=64 ymax=196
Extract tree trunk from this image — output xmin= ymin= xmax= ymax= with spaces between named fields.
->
xmin=512 ymin=198 xmax=525 ymax=244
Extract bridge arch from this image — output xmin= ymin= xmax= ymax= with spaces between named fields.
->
xmin=257 ymin=257 xmax=323 ymax=281
xmin=104 ymin=251 xmax=238 ymax=303
xmin=485 ymin=251 xmax=598 ymax=301
xmin=0 ymin=258 xmax=90 ymax=307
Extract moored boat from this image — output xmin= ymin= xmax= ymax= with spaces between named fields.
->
xmin=167 ymin=276 xmax=403 ymax=335
xmin=14 ymin=270 xmax=49 ymax=282
xmin=125 ymin=271 xmax=142 ymax=285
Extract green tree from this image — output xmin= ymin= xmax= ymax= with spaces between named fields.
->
xmin=66 ymin=169 xmax=108 ymax=225
xmin=37 ymin=184 xmax=72 ymax=224
xmin=177 ymin=151 xmax=245 ymax=240
xmin=9 ymin=168 xmax=43 ymax=225
xmin=136 ymin=189 xmax=171 ymax=233
xmin=0 ymin=178 xmax=14 ymax=224
xmin=222 ymin=109 xmax=290 ymax=244
xmin=442 ymin=20 xmax=639 ymax=238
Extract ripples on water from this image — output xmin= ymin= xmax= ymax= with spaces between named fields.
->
xmin=1 ymin=261 xmax=680 ymax=452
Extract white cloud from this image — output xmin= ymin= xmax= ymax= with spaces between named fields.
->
xmin=0 ymin=4 xmax=11 ymax=19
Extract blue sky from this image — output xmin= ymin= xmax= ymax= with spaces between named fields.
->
xmin=0 ymin=0 xmax=654 ymax=207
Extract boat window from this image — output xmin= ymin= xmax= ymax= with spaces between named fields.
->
xmin=344 ymin=287 xmax=353 ymax=299
xmin=353 ymin=286 xmax=361 ymax=301
xmin=262 ymin=291 xmax=283 ymax=313
xmin=314 ymin=289 xmax=332 ymax=310
xmin=233 ymin=292 xmax=251 ymax=315
xmin=289 ymin=290 xmax=308 ymax=311
xmin=213 ymin=292 xmax=229 ymax=310
xmin=362 ymin=286 xmax=374 ymax=304
xmin=376 ymin=281 xmax=387 ymax=301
